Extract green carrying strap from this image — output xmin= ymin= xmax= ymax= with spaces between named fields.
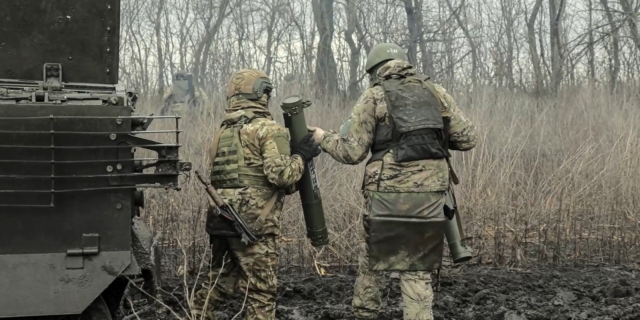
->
xmin=209 ymin=123 xmax=226 ymax=170
xmin=256 ymin=191 xmax=281 ymax=224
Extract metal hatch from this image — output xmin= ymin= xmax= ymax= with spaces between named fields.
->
xmin=0 ymin=0 xmax=121 ymax=84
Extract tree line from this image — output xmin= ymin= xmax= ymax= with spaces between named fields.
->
xmin=119 ymin=0 xmax=640 ymax=99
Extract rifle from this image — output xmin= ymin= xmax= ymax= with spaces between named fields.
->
xmin=195 ymin=171 xmax=258 ymax=245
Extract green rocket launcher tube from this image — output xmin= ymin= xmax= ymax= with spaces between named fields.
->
xmin=280 ymin=95 xmax=329 ymax=247
xmin=443 ymin=185 xmax=473 ymax=264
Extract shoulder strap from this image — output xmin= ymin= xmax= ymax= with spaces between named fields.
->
xmin=242 ymin=111 xmax=256 ymax=122
xmin=209 ymin=124 xmax=227 ymax=169
xmin=257 ymin=191 xmax=281 ymax=223
xmin=213 ymin=110 xmax=267 ymax=163
xmin=414 ymin=74 xmax=430 ymax=82
xmin=445 ymin=158 xmax=460 ymax=185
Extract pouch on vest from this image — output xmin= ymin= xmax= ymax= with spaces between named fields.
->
xmin=210 ymin=115 xmax=273 ymax=189
xmin=368 ymin=192 xmax=446 ymax=271
xmin=370 ymin=75 xmax=448 ymax=163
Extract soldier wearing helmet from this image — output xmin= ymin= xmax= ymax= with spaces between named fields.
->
xmin=161 ymin=71 xmax=208 ymax=116
xmin=191 ymin=69 xmax=320 ymax=320
xmin=308 ymin=44 xmax=477 ymax=319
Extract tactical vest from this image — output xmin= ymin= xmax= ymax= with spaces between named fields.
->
xmin=368 ymin=74 xmax=449 ymax=164
xmin=209 ymin=112 xmax=273 ymax=189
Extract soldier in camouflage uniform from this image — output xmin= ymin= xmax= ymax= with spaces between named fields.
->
xmin=161 ymin=71 xmax=208 ymax=116
xmin=309 ymin=44 xmax=477 ymax=320
xmin=191 ymin=69 xmax=321 ymax=320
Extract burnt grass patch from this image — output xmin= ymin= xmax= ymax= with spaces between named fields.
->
xmin=136 ymin=264 xmax=640 ymax=320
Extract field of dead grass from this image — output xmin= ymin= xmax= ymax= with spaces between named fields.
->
xmin=135 ymin=82 xmax=640 ymax=274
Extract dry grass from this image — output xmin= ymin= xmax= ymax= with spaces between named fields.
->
xmin=136 ymin=82 xmax=640 ymax=275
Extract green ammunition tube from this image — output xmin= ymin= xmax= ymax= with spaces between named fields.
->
xmin=443 ymin=190 xmax=473 ymax=264
xmin=280 ymin=95 xmax=329 ymax=247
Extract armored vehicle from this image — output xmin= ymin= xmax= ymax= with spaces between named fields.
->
xmin=0 ymin=0 xmax=190 ymax=318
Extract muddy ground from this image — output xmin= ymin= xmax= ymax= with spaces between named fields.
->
xmin=128 ymin=264 xmax=640 ymax=320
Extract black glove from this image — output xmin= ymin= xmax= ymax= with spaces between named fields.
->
xmin=290 ymin=133 xmax=321 ymax=162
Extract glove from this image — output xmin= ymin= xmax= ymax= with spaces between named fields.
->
xmin=290 ymin=133 xmax=321 ymax=162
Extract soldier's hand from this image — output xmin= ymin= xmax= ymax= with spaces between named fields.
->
xmin=307 ymin=126 xmax=325 ymax=144
xmin=291 ymin=133 xmax=321 ymax=162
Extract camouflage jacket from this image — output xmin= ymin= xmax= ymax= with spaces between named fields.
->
xmin=210 ymin=95 xmax=305 ymax=236
xmin=320 ymin=60 xmax=477 ymax=193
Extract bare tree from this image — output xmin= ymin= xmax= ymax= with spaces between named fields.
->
xmin=354 ymin=6 xmax=371 ymax=54
xmin=587 ymin=0 xmax=596 ymax=80
xmin=500 ymin=0 xmax=517 ymax=89
xmin=154 ymin=0 xmax=166 ymax=97
xmin=344 ymin=0 xmax=362 ymax=100
xmin=527 ymin=0 xmax=545 ymax=95
xmin=287 ymin=1 xmax=316 ymax=76
xmin=402 ymin=0 xmax=420 ymax=66
xmin=117 ymin=0 xmax=640 ymax=99
xmin=601 ymin=0 xmax=621 ymax=92
xmin=312 ymin=0 xmax=338 ymax=95
xmin=548 ymin=0 xmax=566 ymax=94
xmin=620 ymin=0 xmax=640 ymax=51
xmin=445 ymin=0 xmax=479 ymax=85
xmin=192 ymin=0 xmax=232 ymax=85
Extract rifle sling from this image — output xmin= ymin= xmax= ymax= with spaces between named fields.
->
xmin=257 ymin=191 xmax=280 ymax=224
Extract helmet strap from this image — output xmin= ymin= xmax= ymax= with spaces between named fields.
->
xmin=367 ymin=61 xmax=387 ymax=86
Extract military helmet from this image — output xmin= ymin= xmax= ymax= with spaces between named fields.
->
xmin=365 ymin=43 xmax=408 ymax=73
xmin=226 ymin=69 xmax=274 ymax=100
xmin=174 ymin=71 xmax=192 ymax=80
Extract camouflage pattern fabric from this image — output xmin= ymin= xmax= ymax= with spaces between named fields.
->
xmin=191 ymin=236 xmax=278 ymax=320
xmin=161 ymin=86 xmax=209 ymax=116
xmin=353 ymin=191 xmax=434 ymax=320
xmin=216 ymin=187 xmax=287 ymax=237
xmin=226 ymin=69 xmax=272 ymax=100
xmin=317 ymin=59 xmax=477 ymax=319
xmin=191 ymin=68 xmax=305 ymax=319
xmin=319 ymin=59 xmax=477 ymax=193
xmin=209 ymin=95 xmax=305 ymax=236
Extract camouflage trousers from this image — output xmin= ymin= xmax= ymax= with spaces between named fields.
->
xmin=352 ymin=233 xmax=434 ymax=320
xmin=191 ymin=235 xmax=278 ymax=320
